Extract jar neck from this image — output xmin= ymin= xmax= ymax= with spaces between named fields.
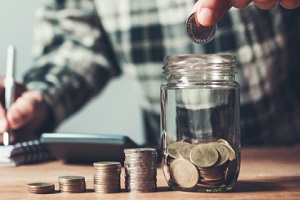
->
xmin=163 ymin=54 xmax=237 ymax=82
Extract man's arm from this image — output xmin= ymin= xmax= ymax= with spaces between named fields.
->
xmin=0 ymin=0 xmax=121 ymax=143
xmin=24 ymin=0 xmax=121 ymax=130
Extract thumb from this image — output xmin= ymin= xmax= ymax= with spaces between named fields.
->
xmin=193 ymin=0 xmax=232 ymax=26
xmin=0 ymin=104 xmax=9 ymax=133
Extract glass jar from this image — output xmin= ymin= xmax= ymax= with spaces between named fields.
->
xmin=160 ymin=54 xmax=240 ymax=192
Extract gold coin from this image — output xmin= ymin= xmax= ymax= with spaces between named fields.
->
xmin=170 ymin=158 xmax=199 ymax=188
xmin=167 ymin=141 xmax=190 ymax=158
xmin=178 ymin=144 xmax=194 ymax=161
xmin=209 ymin=142 xmax=229 ymax=166
xmin=190 ymin=144 xmax=218 ymax=168
xmin=216 ymin=139 xmax=236 ymax=160
xmin=181 ymin=138 xmax=192 ymax=143
xmin=216 ymin=139 xmax=229 ymax=145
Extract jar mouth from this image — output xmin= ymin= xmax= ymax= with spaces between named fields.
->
xmin=163 ymin=54 xmax=237 ymax=75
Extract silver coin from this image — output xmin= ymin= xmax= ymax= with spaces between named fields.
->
xmin=124 ymin=148 xmax=157 ymax=154
xmin=186 ymin=12 xmax=217 ymax=44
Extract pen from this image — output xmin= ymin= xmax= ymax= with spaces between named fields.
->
xmin=3 ymin=45 xmax=16 ymax=146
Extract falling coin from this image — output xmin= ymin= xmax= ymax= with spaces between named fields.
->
xmin=186 ymin=12 xmax=217 ymax=44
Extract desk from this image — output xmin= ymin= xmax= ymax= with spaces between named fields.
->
xmin=1 ymin=147 xmax=300 ymax=199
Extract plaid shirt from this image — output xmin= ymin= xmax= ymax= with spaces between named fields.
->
xmin=24 ymin=0 xmax=300 ymax=146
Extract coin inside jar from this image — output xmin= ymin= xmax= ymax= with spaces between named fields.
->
xmin=170 ymin=158 xmax=199 ymax=188
xmin=190 ymin=144 xmax=218 ymax=168
xmin=186 ymin=12 xmax=217 ymax=44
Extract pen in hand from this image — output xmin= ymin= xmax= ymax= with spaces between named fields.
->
xmin=3 ymin=45 xmax=16 ymax=146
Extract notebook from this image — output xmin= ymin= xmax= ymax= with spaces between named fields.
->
xmin=0 ymin=140 xmax=54 ymax=167
xmin=40 ymin=132 xmax=138 ymax=164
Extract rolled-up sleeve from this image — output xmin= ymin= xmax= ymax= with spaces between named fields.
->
xmin=23 ymin=0 xmax=121 ymax=130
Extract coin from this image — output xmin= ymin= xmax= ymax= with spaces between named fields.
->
xmin=167 ymin=141 xmax=190 ymax=159
xmin=190 ymin=144 xmax=218 ymax=168
xmin=164 ymin=139 xmax=239 ymax=190
xmin=179 ymin=143 xmax=194 ymax=160
xmin=124 ymin=148 xmax=157 ymax=193
xmin=186 ymin=12 xmax=217 ymax=44
xmin=93 ymin=162 xmax=122 ymax=169
xmin=27 ymin=182 xmax=55 ymax=194
xmin=58 ymin=176 xmax=85 ymax=182
xmin=93 ymin=161 xmax=121 ymax=193
xmin=169 ymin=158 xmax=199 ymax=188
xmin=217 ymin=139 xmax=236 ymax=161
xmin=209 ymin=142 xmax=229 ymax=166
xmin=58 ymin=176 xmax=86 ymax=193
xmin=124 ymin=148 xmax=157 ymax=154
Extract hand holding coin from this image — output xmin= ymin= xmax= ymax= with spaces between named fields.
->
xmin=186 ymin=12 xmax=217 ymax=44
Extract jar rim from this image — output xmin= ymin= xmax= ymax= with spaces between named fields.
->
xmin=163 ymin=54 xmax=237 ymax=74
xmin=164 ymin=54 xmax=236 ymax=63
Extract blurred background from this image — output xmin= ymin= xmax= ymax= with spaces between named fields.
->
xmin=0 ymin=1 xmax=144 ymax=145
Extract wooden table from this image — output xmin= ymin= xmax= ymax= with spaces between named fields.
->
xmin=1 ymin=147 xmax=300 ymax=199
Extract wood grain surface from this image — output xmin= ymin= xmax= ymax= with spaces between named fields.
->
xmin=0 ymin=147 xmax=299 ymax=200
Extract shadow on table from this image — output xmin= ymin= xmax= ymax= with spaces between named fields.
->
xmin=233 ymin=176 xmax=300 ymax=193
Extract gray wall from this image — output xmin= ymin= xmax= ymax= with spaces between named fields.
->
xmin=0 ymin=1 xmax=144 ymax=145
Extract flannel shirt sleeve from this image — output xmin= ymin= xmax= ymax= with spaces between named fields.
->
xmin=23 ymin=0 xmax=121 ymax=130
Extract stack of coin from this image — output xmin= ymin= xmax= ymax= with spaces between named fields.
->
xmin=93 ymin=162 xmax=121 ymax=193
xmin=58 ymin=176 xmax=86 ymax=193
xmin=124 ymin=148 xmax=157 ymax=192
xmin=166 ymin=139 xmax=238 ymax=189
xmin=27 ymin=182 xmax=55 ymax=194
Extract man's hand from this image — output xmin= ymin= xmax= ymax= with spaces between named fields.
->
xmin=193 ymin=0 xmax=300 ymax=26
xmin=0 ymin=76 xmax=49 ymax=144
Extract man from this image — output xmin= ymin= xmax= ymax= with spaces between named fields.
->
xmin=0 ymin=0 xmax=299 ymax=147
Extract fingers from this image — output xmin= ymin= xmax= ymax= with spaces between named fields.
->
xmin=7 ymin=91 xmax=42 ymax=129
xmin=0 ymin=104 xmax=9 ymax=133
xmin=193 ymin=0 xmax=231 ymax=26
xmin=279 ymin=0 xmax=300 ymax=9
xmin=252 ymin=0 xmax=277 ymax=10
xmin=230 ymin=0 xmax=252 ymax=8
xmin=193 ymin=0 xmax=253 ymax=26
xmin=192 ymin=0 xmax=299 ymax=27
xmin=0 ymin=91 xmax=47 ymax=144
xmin=0 ymin=77 xmax=8 ymax=133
